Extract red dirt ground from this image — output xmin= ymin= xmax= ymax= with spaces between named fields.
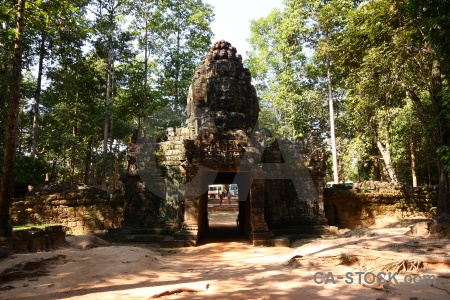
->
xmin=1 ymin=213 xmax=450 ymax=299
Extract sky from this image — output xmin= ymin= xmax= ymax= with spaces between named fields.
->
xmin=203 ymin=0 xmax=284 ymax=60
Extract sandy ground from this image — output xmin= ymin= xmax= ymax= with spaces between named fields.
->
xmin=1 ymin=213 xmax=450 ymax=300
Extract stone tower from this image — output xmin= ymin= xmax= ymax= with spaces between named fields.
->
xmin=187 ymin=40 xmax=259 ymax=134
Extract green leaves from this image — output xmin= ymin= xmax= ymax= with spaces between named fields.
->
xmin=248 ymin=0 xmax=448 ymax=189
xmin=248 ymin=7 xmax=320 ymax=139
xmin=437 ymin=146 xmax=450 ymax=172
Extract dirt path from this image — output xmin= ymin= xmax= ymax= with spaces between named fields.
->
xmin=1 ymin=216 xmax=450 ymax=299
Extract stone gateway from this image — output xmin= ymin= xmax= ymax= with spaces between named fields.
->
xmin=122 ymin=41 xmax=328 ymax=246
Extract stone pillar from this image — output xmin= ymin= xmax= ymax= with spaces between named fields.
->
xmin=172 ymin=193 xmax=198 ymax=245
xmin=122 ymin=173 xmax=166 ymax=229
xmin=249 ymin=179 xmax=273 ymax=241
xmin=309 ymin=169 xmax=327 ymax=217
xmin=184 ymin=199 xmax=198 ymax=224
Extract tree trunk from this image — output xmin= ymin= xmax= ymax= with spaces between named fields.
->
xmin=70 ymin=90 xmax=78 ymax=184
xmin=376 ymin=139 xmax=398 ymax=185
xmin=369 ymin=140 xmax=381 ymax=181
xmin=0 ymin=0 xmax=25 ymax=237
xmin=427 ymin=159 xmax=432 ymax=186
xmin=84 ymin=136 xmax=93 ymax=185
xmin=46 ymin=157 xmax=57 ymax=182
xmin=31 ymin=29 xmax=45 ymax=159
xmin=437 ymin=160 xmax=450 ymax=216
xmin=114 ymin=154 xmax=118 ymax=189
xmin=174 ymin=0 xmax=181 ymax=114
xmin=143 ymin=18 xmax=148 ymax=121
xmin=410 ymin=138 xmax=417 ymax=187
xmin=326 ymin=52 xmax=339 ymax=184
xmin=109 ymin=60 xmax=115 ymax=154
xmin=436 ymin=116 xmax=450 ymax=215
xmin=373 ymin=157 xmax=381 ymax=181
xmin=102 ymin=47 xmax=113 ymax=190
xmin=406 ymin=60 xmax=449 ymax=216
xmin=432 ymin=60 xmax=450 ymax=216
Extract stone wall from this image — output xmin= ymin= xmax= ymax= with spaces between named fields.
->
xmin=324 ymin=187 xmax=437 ymax=229
xmin=0 ymin=226 xmax=66 ymax=254
xmin=9 ymin=190 xmax=124 ymax=235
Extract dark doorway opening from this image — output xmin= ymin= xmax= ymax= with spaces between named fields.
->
xmin=197 ymin=171 xmax=249 ymax=244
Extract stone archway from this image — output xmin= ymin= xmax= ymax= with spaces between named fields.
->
xmin=122 ymin=41 xmax=329 ymax=247
xmin=194 ymin=171 xmax=250 ymax=243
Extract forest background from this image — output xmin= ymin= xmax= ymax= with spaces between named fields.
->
xmin=0 ymin=0 xmax=449 ymax=235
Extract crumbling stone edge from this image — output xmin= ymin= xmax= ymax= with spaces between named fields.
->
xmin=0 ymin=225 xmax=67 ymax=258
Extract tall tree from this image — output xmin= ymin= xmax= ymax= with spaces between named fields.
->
xmin=248 ymin=0 xmax=354 ymax=184
xmin=0 ymin=0 xmax=19 ymax=153
xmin=298 ymin=0 xmax=356 ymax=183
xmin=127 ymin=0 xmax=163 ymax=124
xmin=90 ymin=0 xmax=134 ymax=189
xmin=247 ymin=8 xmax=328 ymax=139
xmin=0 ymin=0 xmax=25 ymax=236
xmin=399 ymin=0 xmax=450 ymax=215
xmin=25 ymin=0 xmax=88 ymax=160
xmin=336 ymin=0 xmax=449 ymax=213
xmin=43 ymin=53 xmax=105 ymax=184
xmin=156 ymin=0 xmax=214 ymax=115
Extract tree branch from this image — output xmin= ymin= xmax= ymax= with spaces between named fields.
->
xmin=403 ymin=85 xmax=431 ymax=128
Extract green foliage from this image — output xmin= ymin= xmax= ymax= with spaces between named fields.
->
xmin=437 ymin=146 xmax=450 ymax=172
xmin=247 ymin=7 xmax=328 ymax=139
xmin=0 ymin=0 xmax=19 ymax=152
xmin=0 ymin=0 xmax=215 ymax=186
xmin=153 ymin=0 xmax=214 ymax=113
xmin=13 ymin=224 xmax=47 ymax=230
xmin=247 ymin=0 xmax=447 ymax=193
xmin=0 ymin=154 xmax=47 ymax=185
xmin=331 ymin=0 xmax=448 ymax=187
xmin=339 ymin=134 xmax=373 ymax=181
xmin=1 ymin=0 xmax=446 ymax=213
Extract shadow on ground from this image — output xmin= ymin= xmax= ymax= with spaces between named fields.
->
xmin=198 ymin=213 xmax=248 ymax=245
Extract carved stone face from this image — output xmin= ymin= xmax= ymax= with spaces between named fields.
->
xmin=217 ymin=80 xmax=234 ymax=105
xmin=188 ymin=41 xmax=259 ymax=129
xmin=213 ymin=49 xmax=220 ymax=60
xmin=219 ymin=49 xmax=227 ymax=59
xmin=242 ymin=69 xmax=251 ymax=82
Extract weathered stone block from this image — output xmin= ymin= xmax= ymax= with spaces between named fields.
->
xmin=0 ymin=245 xmax=12 ymax=258
xmin=0 ymin=237 xmax=14 ymax=249
xmin=29 ymin=235 xmax=47 ymax=252
xmin=13 ymin=238 xmax=29 ymax=252
xmin=48 ymin=232 xmax=66 ymax=247
xmin=47 ymin=194 xmax=58 ymax=200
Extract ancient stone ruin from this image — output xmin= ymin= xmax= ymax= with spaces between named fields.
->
xmin=122 ymin=40 xmax=328 ymax=246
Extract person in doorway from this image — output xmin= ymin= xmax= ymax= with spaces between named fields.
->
xmin=227 ymin=190 xmax=232 ymax=204
xmin=219 ymin=191 xmax=223 ymax=205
